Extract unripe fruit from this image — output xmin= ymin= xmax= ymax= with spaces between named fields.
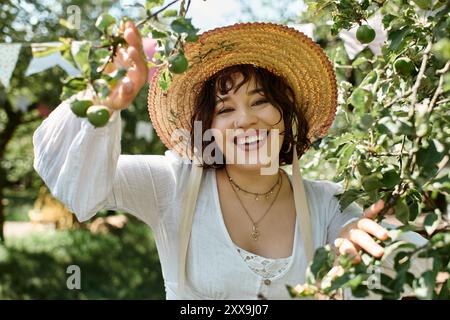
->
xmin=168 ymin=53 xmax=188 ymax=74
xmin=356 ymin=25 xmax=376 ymax=44
xmin=394 ymin=57 xmax=416 ymax=76
xmin=87 ymin=105 xmax=110 ymax=128
xmin=70 ymin=100 xmax=93 ymax=117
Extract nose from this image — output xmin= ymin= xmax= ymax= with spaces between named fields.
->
xmin=234 ymin=107 xmax=258 ymax=129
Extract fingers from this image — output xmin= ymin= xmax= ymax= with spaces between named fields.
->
xmin=124 ymin=21 xmax=143 ymax=52
xmin=363 ymin=199 xmax=385 ymax=219
xmin=114 ymin=47 xmax=133 ymax=70
xmin=334 ymin=238 xmax=361 ymax=264
xmin=349 ymin=229 xmax=384 ymax=258
xmin=357 ymin=218 xmax=388 ymax=241
xmin=127 ymin=46 xmax=148 ymax=84
xmin=104 ymin=77 xmax=134 ymax=110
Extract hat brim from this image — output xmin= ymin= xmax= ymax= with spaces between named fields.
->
xmin=148 ymin=22 xmax=338 ymax=160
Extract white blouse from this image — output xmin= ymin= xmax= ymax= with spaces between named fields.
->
xmin=32 ymin=99 xmax=430 ymax=300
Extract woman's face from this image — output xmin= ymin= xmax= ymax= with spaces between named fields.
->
xmin=210 ymin=72 xmax=285 ymax=171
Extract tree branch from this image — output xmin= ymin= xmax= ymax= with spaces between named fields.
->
xmin=427 ymin=61 xmax=450 ymax=114
xmin=136 ymin=0 xmax=181 ymax=28
xmin=408 ymin=38 xmax=433 ymax=118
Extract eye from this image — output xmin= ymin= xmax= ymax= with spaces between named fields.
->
xmin=217 ymin=107 xmax=233 ymax=114
xmin=252 ymin=99 xmax=268 ymax=106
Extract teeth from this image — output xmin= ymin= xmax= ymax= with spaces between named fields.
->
xmin=236 ymin=134 xmax=265 ymax=145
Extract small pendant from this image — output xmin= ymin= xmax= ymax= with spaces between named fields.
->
xmin=251 ymin=225 xmax=260 ymax=241
xmin=255 ymin=195 xmax=259 ymax=200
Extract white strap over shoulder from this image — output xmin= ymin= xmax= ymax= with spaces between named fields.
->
xmin=291 ymin=121 xmax=314 ymax=262
xmin=177 ymin=162 xmax=203 ymax=299
xmin=292 ymin=146 xmax=314 ymax=262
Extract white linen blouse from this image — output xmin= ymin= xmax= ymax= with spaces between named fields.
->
xmin=32 ymin=99 xmax=429 ymax=300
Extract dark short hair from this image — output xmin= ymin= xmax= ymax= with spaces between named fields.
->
xmin=189 ymin=64 xmax=310 ymax=168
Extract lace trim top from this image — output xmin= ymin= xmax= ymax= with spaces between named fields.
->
xmin=235 ymin=245 xmax=292 ymax=279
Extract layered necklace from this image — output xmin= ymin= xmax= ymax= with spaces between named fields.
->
xmin=224 ymin=168 xmax=283 ymax=241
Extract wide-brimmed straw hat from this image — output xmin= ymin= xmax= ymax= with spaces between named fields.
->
xmin=148 ymin=22 xmax=337 ymax=159
xmin=146 ymin=22 xmax=338 ymax=299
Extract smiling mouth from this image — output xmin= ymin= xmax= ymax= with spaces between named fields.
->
xmin=233 ymin=131 xmax=269 ymax=150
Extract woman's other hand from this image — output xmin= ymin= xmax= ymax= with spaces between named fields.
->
xmin=335 ymin=199 xmax=393 ymax=264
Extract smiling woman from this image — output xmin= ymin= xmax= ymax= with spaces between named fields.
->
xmin=32 ymin=22 xmax=429 ymax=300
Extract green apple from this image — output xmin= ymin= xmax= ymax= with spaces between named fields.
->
xmin=168 ymin=53 xmax=188 ymax=74
xmin=356 ymin=25 xmax=376 ymax=44
xmin=70 ymin=100 xmax=93 ymax=117
xmin=87 ymin=105 xmax=110 ymax=128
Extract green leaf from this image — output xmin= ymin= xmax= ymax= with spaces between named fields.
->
xmin=336 ymin=188 xmax=364 ymax=211
xmin=424 ymin=212 xmax=440 ymax=236
xmin=382 ymin=241 xmax=416 ymax=262
xmin=60 ymin=77 xmax=88 ymax=100
xmin=158 ymin=69 xmax=172 ymax=92
xmin=359 ymin=114 xmax=374 ymax=130
xmin=378 ymin=117 xmax=413 ymax=136
xmin=328 ymin=273 xmax=352 ymax=291
xmin=185 ymin=33 xmax=199 ymax=42
xmin=357 ymin=161 xmax=372 ymax=176
xmin=337 ymin=144 xmax=356 ymax=174
xmin=348 ymin=88 xmax=373 ymax=111
xmin=388 ymin=27 xmax=411 ymax=52
xmin=93 ymin=48 xmax=109 ymax=61
xmin=71 ymin=41 xmax=91 ymax=78
xmin=430 ymin=232 xmax=450 ymax=249
xmin=394 ymin=251 xmax=411 ymax=273
xmin=95 ymin=13 xmax=116 ymax=32
xmin=145 ymin=0 xmax=164 ymax=10
xmin=407 ymin=199 xmax=420 ymax=222
xmin=380 ymin=273 xmax=395 ymax=288
xmin=380 ymin=169 xmax=401 ymax=189
xmin=361 ymin=173 xmax=383 ymax=192
xmin=413 ymin=270 xmax=436 ymax=299
xmin=309 ymin=246 xmax=335 ymax=282
xmin=171 ymin=17 xmax=199 ymax=37
xmin=416 ymin=139 xmax=445 ymax=171
xmin=151 ymin=30 xmax=168 ymax=39
xmin=394 ymin=199 xmax=410 ymax=224
xmin=352 ymin=56 xmax=369 ymax=68
xmin=360 ymin=70 xmax=378 ymax=86
xmin=163 ymin=9 xmax=178 ymax=17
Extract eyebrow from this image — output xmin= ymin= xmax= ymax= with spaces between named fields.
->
xmin=215 ymin=88 xmax=264 ymax=104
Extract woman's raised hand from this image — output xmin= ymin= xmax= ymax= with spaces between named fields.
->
xmin=335 ymin=199 xmax=392 ymax=264
xmin=101 ymin=21 xmax=149 ymax=111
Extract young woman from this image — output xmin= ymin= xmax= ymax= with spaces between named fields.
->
xmin=33 ymin=22 xmax=428 ymax=299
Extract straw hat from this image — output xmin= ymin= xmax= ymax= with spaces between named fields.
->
xmin=147 ymin=22 xmax=338 ymax=159
xmin=146 ymin=22 xmax=338 ymax=299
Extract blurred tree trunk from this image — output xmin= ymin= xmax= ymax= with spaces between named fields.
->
xmin=0 ymin=99 xmax=42 ymax=242
xmin=0 ymin=100 xmax=23 ymax=242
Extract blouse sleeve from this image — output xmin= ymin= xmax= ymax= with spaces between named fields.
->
xmin=32 ymin=98 xmax=182 ymax=229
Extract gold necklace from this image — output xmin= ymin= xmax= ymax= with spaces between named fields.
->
xmin=225 ymin=168 xmax=281 ymax=200
xmin=226 ymin=169 xmax=283 ymax=241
